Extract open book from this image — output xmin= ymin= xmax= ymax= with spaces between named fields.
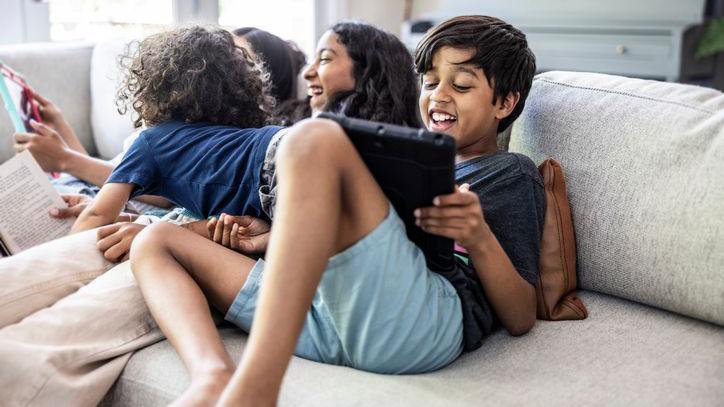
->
xmin=0 ymin=151 xmax=72 ymax=255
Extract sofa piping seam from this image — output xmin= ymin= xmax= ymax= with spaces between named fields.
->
xmin=537 ymin=78 xmax=716 ymax=115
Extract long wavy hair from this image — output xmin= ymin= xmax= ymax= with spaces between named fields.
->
xmin=233 ymin=27 xmax=306 ymax=103
xmin=324 ymin=22 xmax=421 ymax=127
xmin=116 ymin=26 xmax=275 ymax=128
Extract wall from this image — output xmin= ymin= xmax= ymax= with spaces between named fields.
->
xmin=411 ymin=0 xmax=439 ymax=19
xmin=344 ymin=0 xmax=708 ymax=35
xmin=346 ymin=0 xmax=405 ymax=35
xmin=0 ymin=0 xmax=50 ymax=45
xmin=424 ymin=0 xmax=705 ymax=25
xmin=343 ymin=0 xmax=440 ymax=36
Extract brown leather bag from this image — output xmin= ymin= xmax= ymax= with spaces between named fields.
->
xmin=536 ymin=159 xmax=588 ymax=320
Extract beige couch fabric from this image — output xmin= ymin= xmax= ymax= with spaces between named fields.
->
xmin=103 ymin=291 xmax=724 ymax=407
xmin=510 ymin=71 xmax=724 ymax=326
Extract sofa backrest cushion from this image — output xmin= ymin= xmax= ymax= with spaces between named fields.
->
xmin=90 ymin=41 xmax=134 ymax=159
xmin=510 ymin=71 xmax=724 ymax=326
xmin=0 ymin=42 xmax=95 ymax=163
xmin=90 ymin=40 xmax=136 ymax=160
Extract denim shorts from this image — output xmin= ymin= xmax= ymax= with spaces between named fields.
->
xmin=225 ymin=205 xmax=464 ymax=374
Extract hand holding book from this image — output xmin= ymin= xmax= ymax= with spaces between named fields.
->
xmin=0 ymin=151 xmax=72 ymax=255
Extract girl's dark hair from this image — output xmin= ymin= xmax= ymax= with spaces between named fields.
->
xmin=325 ymin=22 xmax=420 ymax=127
xmin=274 ymin=97 xmax=312 ymax=126
xmin=414 ymin=15 xmax=536 ymax=133
xmin=233 ymin=27 xmax=307 ymax=103
xmin=117 ymin=26 xmax=274 ymax=128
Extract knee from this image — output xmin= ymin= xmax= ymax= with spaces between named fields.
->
xmin=277 ymin=118 xmax=352 ymax=171
xmin=129 ymin=222 xmax=177 ymax=267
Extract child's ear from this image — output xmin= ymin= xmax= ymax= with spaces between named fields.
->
xmin=495 ymin=92 xmax=521 ymax=121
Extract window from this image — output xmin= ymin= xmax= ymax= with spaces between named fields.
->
xmin=48 ymin=0 xmax=174 ymax=42
xmin=218 ymin=0 xmax=316 ymax=57
xmin=46 ymin=0 xmax=317 ymax=56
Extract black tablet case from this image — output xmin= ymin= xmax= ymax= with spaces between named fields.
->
xmin=318 ymin=113 xmax=456 ymax=272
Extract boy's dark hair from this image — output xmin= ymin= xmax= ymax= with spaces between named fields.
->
xmin=233 ymin=27 xmax=307 ymax=103
xmin=414 ymin=15 xmax=536 ymax=133
xmin=326 ymin=22 xmax=421 ymax=127
xmin=117 ymin=26 xmax=274 ymax=128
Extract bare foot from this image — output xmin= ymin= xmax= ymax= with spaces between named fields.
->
xmin=170 ymin=369 xmax=234 ymax=407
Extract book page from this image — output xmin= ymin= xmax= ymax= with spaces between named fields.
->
xmin=0 ymin=151 xmax=72 ymax=253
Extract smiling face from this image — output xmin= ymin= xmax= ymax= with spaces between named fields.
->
xmin=303 ymin=30 xmax=356 ymax=114
xmin=419 ymin=46 xmax=517 ymax=160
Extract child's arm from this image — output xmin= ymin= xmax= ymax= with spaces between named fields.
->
xmin=415 ymin=184 xmax=536 ymax=336
xmin=71 ymin=183 xmax=134 ymax=233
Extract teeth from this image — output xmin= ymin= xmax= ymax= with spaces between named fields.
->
xmin=431 ymin=112 xmax=456 ymax=122
xmin=308 ymin=86 xmax=323 ymax=96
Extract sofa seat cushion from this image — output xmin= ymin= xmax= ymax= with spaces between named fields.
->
xmin=102 ymin=290 xmax=724 ymax=406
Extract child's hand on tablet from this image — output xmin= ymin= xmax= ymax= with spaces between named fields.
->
xmin=25 ymin=89 xmax=88 ymax=157
xmin=14 ymin=120 xmax=75 ymax=172
xmin=32 ymin=92 xmax=63 ymax=127
xmin=414 ymin=183 xmax=492 ymax=250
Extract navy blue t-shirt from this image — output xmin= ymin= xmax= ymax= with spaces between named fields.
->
xmin=107 ymin=121 xmax=283 ymax=221
xmin=436 ymin=151 xmax=545 ymax=352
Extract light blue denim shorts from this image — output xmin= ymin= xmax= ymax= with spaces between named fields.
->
xmin=225 ymin=205 xmax=463 ymax=374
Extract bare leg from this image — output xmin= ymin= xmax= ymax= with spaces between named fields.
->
xmin=218 ymin=119 xmax=390 ymax=406
xmin=130 ymin=223 xmax=258 ymax=407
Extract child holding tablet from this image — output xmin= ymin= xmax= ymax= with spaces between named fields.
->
xmin=129 ymin=15 xmax=544 ymax=406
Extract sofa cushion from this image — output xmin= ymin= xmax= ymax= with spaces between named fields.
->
xmin=510 ymin=71 xmax=724 ymax=325
xmin=0 ymin=42 xmax=95 ymax=163
xmin=90 ymin=40 xmax=137 ymax=160
xmin=102 ymin=291 xmax=724 ymax=406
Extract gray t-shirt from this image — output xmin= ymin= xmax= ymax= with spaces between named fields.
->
xmin=437 ymin=151 xmax=545 ymax=352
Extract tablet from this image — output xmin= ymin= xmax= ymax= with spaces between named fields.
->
xmin=318 ymin=112 xmax=456 ymax=272
xmin=0 ymin=61 xmax=42 ymax=133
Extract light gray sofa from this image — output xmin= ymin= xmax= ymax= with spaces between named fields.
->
xmin=1 ymin=42 xmax=723 ymax=406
